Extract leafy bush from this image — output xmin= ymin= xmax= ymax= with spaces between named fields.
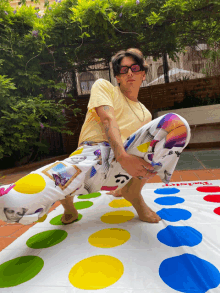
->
xmin=0 ymin=1 xmax=81 ymax=168
xmin=174 ymin=92 xmax=220 ymax=109
xmin=0 ymin=72 xmax=80 ymax=165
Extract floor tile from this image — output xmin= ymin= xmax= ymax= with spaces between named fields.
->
xmin=0 ymin=224 xmax=23 ymax=237
xmin=202 ymin=160 xmax=220 ymax=169
xmin=178 ymin=171 xmax=199 ymax=181
xmin=210 ymin=169 xmax=220 ymax=179
xmin=10 ymin=225 xmax=35 ymax=238
xmin=0 ymin=220 xmax=7 ymax=226
xmin=0 ymin=238 xmax=18 ymax=252
xmin=0 ymin=173 xmax=29 ymax=185
xmin=179 ymin=152 xmax=196 ymax=160
xmin=193 ymin=169 xmax=217 ymax=180
xmin=147 ymin=175 xmax=161 ymax=183
xmin=176 ymin=160 xmax=204 ymax=170
xmin=193 ymin=150 xmax=220 ymax=160
xmin=169 ymin=171 xmax=182 ymax=182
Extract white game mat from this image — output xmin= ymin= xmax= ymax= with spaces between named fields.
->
xmin=1 ymin=180 xmax=220 ymax=293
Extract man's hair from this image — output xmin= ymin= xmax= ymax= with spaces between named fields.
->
xmin=111 ymin=48 xmax=149 ymax=77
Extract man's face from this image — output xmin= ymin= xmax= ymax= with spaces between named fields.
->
xmin=115 ymin=56 xmax=146 ymax=90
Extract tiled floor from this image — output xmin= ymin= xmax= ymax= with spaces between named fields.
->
xmin=1 ymin=149 xmax=220 ymax=252
xmin=176 ymin=149 xmax=220 ymax=170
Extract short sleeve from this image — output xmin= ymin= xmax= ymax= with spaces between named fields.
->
xmin=87 ymin=79 xmax=114 ymax=111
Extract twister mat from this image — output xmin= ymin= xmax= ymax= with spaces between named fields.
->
xmin=1 ymin=180 xmax=220 ymax=293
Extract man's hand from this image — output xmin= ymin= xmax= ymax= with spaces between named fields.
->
xmin=95 ymin=105 xmax=155 ymax=179
xmin=117 ymin=153 xmax=155 ymax=179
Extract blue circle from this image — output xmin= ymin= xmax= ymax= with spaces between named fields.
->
xmin=159 ymin=254 xmax=220 ymax=292
xmin=155 ymin=196 xmax=185 ymax=205
xmin=154 ymin=188 xmax=180 ymax=195
xmin=157 ymin=226 xmax=202 ymax=247
xmin=157 ymin=208 xmax=191 ymax=222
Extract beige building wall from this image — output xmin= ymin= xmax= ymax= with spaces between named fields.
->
xmin=10 ymin=0 xmax=55 ymax=10
xmin=144 ymin=45 xmax=212 ymax=86
xmin=76 ymin=60 xmax=110 ymax=95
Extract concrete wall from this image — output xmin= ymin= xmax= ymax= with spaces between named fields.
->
xmin=155 ymin=105 xmax=220 ymax=145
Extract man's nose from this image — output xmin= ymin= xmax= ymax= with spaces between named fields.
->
xmin=127 ymin=68 xmax=133 ymax=75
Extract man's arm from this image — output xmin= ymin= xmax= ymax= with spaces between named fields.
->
xmin=95 ymin=105 xmax=127 ymax=162
xmin=95 ymin=105 xmax=155 ymax=178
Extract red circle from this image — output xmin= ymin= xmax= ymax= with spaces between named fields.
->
xmin=204 ymin=194 xmax=220 ymax=203
xmin=196 ymin=186 xmax=220 ymax=193
xmin=214 ymin=207 xmax=220 ymax=215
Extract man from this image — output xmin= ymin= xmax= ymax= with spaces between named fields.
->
xmin=0 ymin=48 xmax=190 ymax=225
xmin=60 ymin=48 xmax=190 ymax=224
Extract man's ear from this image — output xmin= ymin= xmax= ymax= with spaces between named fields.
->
xmin=115 ymin=75 xmax=120 ymax=84
xmin=142 ymin=72 xmax=146 ymax=81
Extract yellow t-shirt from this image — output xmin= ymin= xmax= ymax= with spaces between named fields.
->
xmin=78 ymin=78 xmax=152 ymax=147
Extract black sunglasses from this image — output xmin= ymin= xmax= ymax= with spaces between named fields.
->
xmin=119 ymin=64 xmax=144 ymax=74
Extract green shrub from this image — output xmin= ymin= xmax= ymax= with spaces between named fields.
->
xmin=0 ymin=73 xmax=80 ymax=164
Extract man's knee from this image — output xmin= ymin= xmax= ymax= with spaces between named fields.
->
xmin=162 ymin=113 xmax=190 ymax=148
xmin=161 ymin=113 xmax=189 ymax=133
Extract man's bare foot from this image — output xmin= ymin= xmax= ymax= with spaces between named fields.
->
xmin=61 ymin=209 xmax=79 ymax=224
xmin=123 ymin=192 xmax=161 ymax=223
xmin=128 ymin=195 xmax=161 ymax=223
xmin=107 ymin=177 xmax=161 ymax=223
xmin=108 ymin=190 xmax=161 ymax=223
xmin=137 ymin=205 xmax=161 ymax=223
xmin=106 ymin=188 xmax=123 ymax=197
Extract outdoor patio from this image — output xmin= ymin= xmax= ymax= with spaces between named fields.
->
xmin=1 ymin=148 xmax=220 ymax=252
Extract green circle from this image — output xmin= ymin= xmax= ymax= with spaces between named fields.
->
xmin=74 ymin=201 xmax=93 ymax=210
xmin=26 ymin=230 xmax=68 ymax=249
xmin=50 ymin=213 xmax=82 ymax=225
xmin=0 ymin=256 xmax=44 ymax=287
xmin=78 ymin=192 xmax=101 ymax=199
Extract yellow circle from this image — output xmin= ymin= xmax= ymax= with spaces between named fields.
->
xmin=101 ymin=211 xmax=134 ymax=224
xmin=69 ymin=255 xmax=124 ymax=289
xmin=69 ymin=148 xmax=83 ymax=157
xmin=137 ymin=141 xmax=151 ymax=152
xmin=13 ymin=174 xmax=46 ymax=194
xmin=88 ymin=228 xmax=130 ymax=248
xmin=109 ymin=199 xmax=132 ymax=208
